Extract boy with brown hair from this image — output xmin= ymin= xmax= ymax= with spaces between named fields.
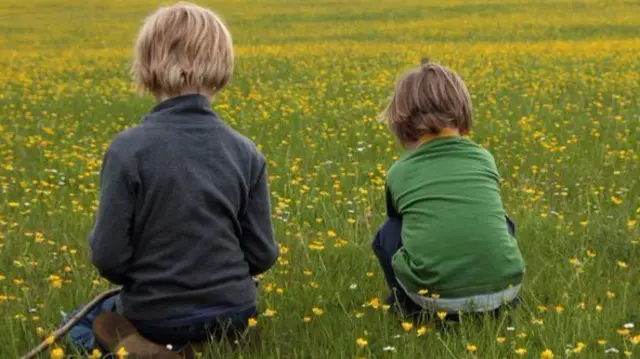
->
xmin=373 ymin=59 xmax=525 ymax=318
xmin=64 ymin=2 xmax=279 ymax=356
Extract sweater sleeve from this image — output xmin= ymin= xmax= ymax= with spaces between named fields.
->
xmin=240 ymin=155 xmax=279 ymax=276
xmin=89 ymin=148 xmax=136 ymax=285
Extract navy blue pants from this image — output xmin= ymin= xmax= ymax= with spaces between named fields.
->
xmin=63 ymin=292 xmax=257 ymax=353
xmin=371 ymin=216 xmax=516 ymax=316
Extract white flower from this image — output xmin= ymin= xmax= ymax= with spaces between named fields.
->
xmin=166 ymin=344 xmax=173 ymax=350
xmin=623 ymin=322 xmax=634 ymax=329
xmin=383 ymin=346 xmax=396 ymax=352
xmin=605 ymin=347 xmax=620 ymax=354
xmin=349 ymin=284 xmax=357 ymax=290
xmin=506 ymin=326 xmax=516 ymax=332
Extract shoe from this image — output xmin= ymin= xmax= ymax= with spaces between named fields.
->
xmin=93 ymin=312 xmax=181 ymax=359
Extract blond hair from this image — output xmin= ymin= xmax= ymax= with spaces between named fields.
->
xmin=133 ymin=2 xmax=234 ymax=98
xmin=380 ymin=59 xmax=472 ymax=146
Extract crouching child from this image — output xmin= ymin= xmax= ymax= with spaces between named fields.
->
xmin=372 ymin=59 xmax=525 ymax=320
xmin=63 ymin=2 xmax=279 ymax=356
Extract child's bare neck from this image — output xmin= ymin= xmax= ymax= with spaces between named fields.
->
xmin=406 ymin=128 xmax=460 ymax=150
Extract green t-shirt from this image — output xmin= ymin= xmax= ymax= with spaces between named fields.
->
xmin=387 ymin=136 xmax=525 ymax=298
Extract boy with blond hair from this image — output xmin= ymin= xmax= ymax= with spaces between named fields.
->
xmin=64 ymin=2 xmax=278 ymax=356
xmin=373 ymin=59 xmax=525 ymax=318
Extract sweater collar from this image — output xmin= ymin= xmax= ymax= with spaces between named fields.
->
xmin=143 ymin=94 xmax=217 ymax=123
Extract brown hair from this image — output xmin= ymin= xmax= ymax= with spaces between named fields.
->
xmin=380 ymin=59 xmax=472 ymax=146
xmin=133 ymin=2 xmax=234 ymax=98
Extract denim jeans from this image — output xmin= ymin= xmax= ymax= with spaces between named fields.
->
xmin=371 ymin=216 xmax=517 ymax=317
xmin=63 ymin=291 xmax=257 ymax=353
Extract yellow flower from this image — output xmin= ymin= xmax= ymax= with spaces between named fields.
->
xmin=466 ymin=344 xmax=477 ymax=353
xmin=356 ymin=337 xmax=368 ymax=348
xmin=606 ymin=291 xmax=616 ymax=299
xmin=515 ymin=348 xmax=528 ymax=356
xmin=617 ymin=261 xmax=628 ymax=268
xmin=89 ymin=349 xmax=103 ymax=359
xmin=312 ymin=307 xmax=324 ymax=316
xmin=631 ymin=335 xmax=640 ymax=345
xmin=629 ymin=219 xmax=637 ymax=229
xmin=618 ymin=328 xmax=631 ymax=336
xmin=263 ymin=308 xmax=277 ymax=317
xmin=597 ymin=339 xmax=607 ymax=345
xmin=327 ymin=230 xmax=337 ymax=237
xmin=117 ymin=346 xmax=128 ymax=358
xmin=418 ymin=288 xmax=429 ymax=295
xmin=540 ymin=349 xmax=555 ymax=359
xmin=496 ymin=337 xmax=506 ymax=344
xmin=572 ymin=342 xmax=586 ymax=353
xmin=50 ymin=347 xmax=64 ymax=359
xmin=303 ymin=316 xmax=312 ymax=323
xmin=45 ymin=335 xmax=55 ymax=345
xmin=401 ymin=321 xmax=413 ymax=332
xmin=417 ymin=326 xmax=427 ymax=336
xmin=369 ymin=298 xmax=380 ymax=309
xmin=437 ymin=311 xmax=447 ymax=320
xmin=595 ymin=304 xmax=603 ymax=312
xmin=611 ymin=195 xmax=623 ymax=205
xmin=554 ymin=305 xmax=564 ymax=313
xmin=537 ymin=304 xmax=548 ymax=312
xmin=247 ymin=317 xmax=258 ymax=327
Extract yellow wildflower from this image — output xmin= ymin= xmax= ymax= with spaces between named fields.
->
xmin=540 ymin=349 xmax=555 ymax=359
xmin=401 ymin=321 xmax=413 ymax=332
xmin=247 ymin=317 xmax=258 ymax=327
xmin=356 ymin=337 xmax=368 ymax=347
xmin=50 ymin=348 xmax=64 ymax=359
xmin=117 ymin=346 xmax=128 ymax=358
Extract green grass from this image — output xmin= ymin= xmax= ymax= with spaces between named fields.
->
xmin=1 ymin=0 xmax=639 ymax=358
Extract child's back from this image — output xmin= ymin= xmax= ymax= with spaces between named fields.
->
xmin=91 ymin=94 xmax=278 ymax=322
xmin=387 ymin=135 xmax=523 ymax=299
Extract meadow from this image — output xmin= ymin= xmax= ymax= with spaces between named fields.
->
xmin=1 ymin=0 xmax=639 ymax=357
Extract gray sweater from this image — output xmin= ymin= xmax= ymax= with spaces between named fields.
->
xmin=89 ymin=94 xmax=279 ymax=322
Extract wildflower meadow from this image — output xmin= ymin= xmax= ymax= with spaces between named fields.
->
xmin=1 ymin=0 xmax=639 ymax=358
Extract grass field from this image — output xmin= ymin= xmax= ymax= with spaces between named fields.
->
xmin=1 ymin=0 xmax=640 ymax=358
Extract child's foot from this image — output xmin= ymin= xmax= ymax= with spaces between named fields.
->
xmin=93 ymin=312 xmax=181 ymax=359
